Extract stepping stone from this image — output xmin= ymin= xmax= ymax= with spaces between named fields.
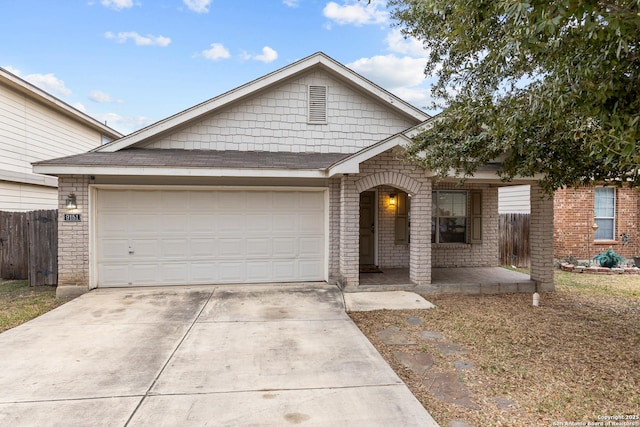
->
xmin=406 ymin=316 xmax=424 ymax=326
xmin=434 ymin=342 xmax=467 ymax=355
xmin=393 ymin=351 xmax=434 ymax=374
xmin=423 ymin=372 xmax=479 ymax=410
xmin=492 ymin=396 xmax=515 ymax=410
xmin=376 ymin=326 xmax=417 ymax=345
xmin=454 ymin=360 xmax=474 ymax=371
xmin=420 ymin=331 xmax=444 ymax=341
xmin=450 ymin=421 xmax=476 ymax=427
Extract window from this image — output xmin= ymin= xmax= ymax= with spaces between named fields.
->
xmin=395 ymin=192 xmax=410 ymax=244
xmin=594 ymin=187 xmax=615 ymax=240
xmin=432 ymin=191 xmax=467 ymax=243
xmin=307 ymin=85 xmax=327 ymax=124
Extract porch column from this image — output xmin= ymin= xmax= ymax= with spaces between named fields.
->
xmin=339 ymin=175 xmax=360 ymax=287
xmin=530 ymin=183 xmax=555 ymax=291
xmin=409 ymin=182 xmax=432 ymax=285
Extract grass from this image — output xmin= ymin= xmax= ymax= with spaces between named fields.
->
xmin=0 ymin=279 xmax=70 ymax=333
xmin=350 ymin=269 xmax=640 ymax=426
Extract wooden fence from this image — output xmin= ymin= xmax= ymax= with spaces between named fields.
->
xmin=0 ymin=210 xmax=57 ymax=286
xmin=499 ymin=213 xmax=530 ymax=268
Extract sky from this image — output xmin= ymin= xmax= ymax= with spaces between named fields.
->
xmin=1 ymin=0 xmax=438 ymax=135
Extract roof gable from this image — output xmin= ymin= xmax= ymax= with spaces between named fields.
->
xmin=97 ymin=52 xmax=429 ymax=153
xmin=0 ymin=67 xmax=122 ymax=140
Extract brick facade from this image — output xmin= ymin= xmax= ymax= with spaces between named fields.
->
xmin=530 ymin=184 xmax=555 ymax=291
xmin=554 ymin=185 xmax=640 ymax=260
xmin=57 ymin=175 xmax=90 ymax=293
xmin=431 ymin=182 xmax=499 ymax=268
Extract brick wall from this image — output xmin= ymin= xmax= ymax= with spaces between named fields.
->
xmin=531 ymin=184 xmax=554 ymax=290
xmin=377 ymin=185 xmax=410 ymax=268
xmin=328 ymin=178 xmax=341 ymax=281
xmin=143 ymin=69 xmax=417 ymax=154
xmin=57 ymin=175 xmax=90 ymax=288
xmin=554 ymin=185 xmax=640 ymax=259
xmin=431 ymin=182 xmax=499 ymax=268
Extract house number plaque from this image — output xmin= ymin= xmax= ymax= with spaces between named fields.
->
xmin=64 ymin=214 xmax=81 ymax=222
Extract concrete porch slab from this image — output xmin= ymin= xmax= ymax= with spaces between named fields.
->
xmin=344 ymin=291 xmax=436 ymax=312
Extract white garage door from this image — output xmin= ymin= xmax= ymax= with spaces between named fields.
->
xmin=96 ymin=189 xmax=326 ymax=287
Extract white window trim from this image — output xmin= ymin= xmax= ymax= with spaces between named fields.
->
xmin=594 ymin=187 xmax=616 ymax=241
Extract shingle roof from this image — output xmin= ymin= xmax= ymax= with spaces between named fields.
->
xmin=33 ymin=149 xmax=351 ymax=170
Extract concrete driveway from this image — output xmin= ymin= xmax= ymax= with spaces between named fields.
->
xmin=0 ymin=284 xmax=438 ymax=426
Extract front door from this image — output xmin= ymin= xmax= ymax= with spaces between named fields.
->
xmin=359 ymin=191 xmax=376 ymax=266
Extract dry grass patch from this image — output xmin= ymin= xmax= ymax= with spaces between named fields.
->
xmin=0 ymin=280 xmax=69 ymax=333
xmin=350 ymin=271 xmax=640 ymax=426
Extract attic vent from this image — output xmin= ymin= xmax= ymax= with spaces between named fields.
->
xmin=308 ymin=85 xmax=327 ymax=124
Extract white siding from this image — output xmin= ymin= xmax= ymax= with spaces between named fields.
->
xmin=498 ymin=185 xmax=531 ymax=214
xmin=0 ymin=181 xmax=58 ymax=211
xmin=1 ymin=81 xmax=104 ymax=211
xmin=142 ymin=69 xmax=417 ymax=154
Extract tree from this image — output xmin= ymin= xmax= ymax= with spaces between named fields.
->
xmin=388 ymin=0 xmax=640 ymax=192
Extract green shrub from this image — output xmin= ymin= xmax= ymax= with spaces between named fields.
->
xmin=593 ymin=249 xmax=625 ymax=268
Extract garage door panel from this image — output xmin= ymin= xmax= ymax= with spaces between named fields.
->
xmin=246 ymin=262 xmax=272 ymax=281
xmin=99 ymin=238 xmax=129 ymax=258
xmin=130 ymin=264 xmax=161 ymax=285
xmin=299 ymin=213 xmax=324 ymax=233
xmin=245 ymin=214 xmax=272 ymax=233
xmin=298 ymin=237 xmax=323 ymax=257
xmin=273 ymin=261 xmax=296 ymax=280
xmin=129 ymin=239 xmax=161 ymax=259
xmin=161 ymin=214 xmax=189 ymax=234
xmin=160 ymin=239 xmax=189 ymax=258
xmin=245 ymin=238 xmax=271 ymax=257
xmin=96 ymin=189 xmax=325 ymax=287
xmin=299 ymin=260 xmax=323 ymax=280
xmin=273 ymin=215 xmax=297 ymax=232
xmin=190 ymin=239 xmax=217 ymax=257
xmin=273 ymin=238 xmax=297 ymax=257
xmin=128 ymin=214 xmax=160 ymax=234
xmin=130 ymin=191 xmax=160 ymax=210
xmin=190 ymin=263 xmax=218 ymax=282
xmin=218 ymin=262 xmax=245 ymax=282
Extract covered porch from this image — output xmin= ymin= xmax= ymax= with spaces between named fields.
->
xmin=351 ymin=267 xmax=537 ymax=295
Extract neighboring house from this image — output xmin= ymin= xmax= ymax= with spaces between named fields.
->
xmin=33 ymin=52 xmax=554 ymax=296
xmin=554 ymin=185 xmax=640 ymax=260
xmin=0 ymin=67 xmax=122 ymax=212
xmin=498 ymin=185 xmax=530 ymax=215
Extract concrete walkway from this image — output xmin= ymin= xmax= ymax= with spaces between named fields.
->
xmin=0 ymin=284 xmax=438 ymax=426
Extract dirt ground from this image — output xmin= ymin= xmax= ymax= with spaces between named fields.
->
xmin=349 ymin=272 xmax=640 ymax=427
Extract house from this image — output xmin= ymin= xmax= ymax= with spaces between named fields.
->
xmin=0 ymin=67 xmax=122 ymax=212
xmin=33 ymin=53 xmax=554 ymax=297
xmin=554 ymin=185 xmax=640 ymax=261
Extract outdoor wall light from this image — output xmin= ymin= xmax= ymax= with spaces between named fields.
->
xmin=389 ymin=193 xmax=397 ymax=206
xmin=66 ymin=193 xmax=77 ymax=209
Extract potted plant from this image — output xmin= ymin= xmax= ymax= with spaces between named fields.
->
xmin=593 ymin=249 xmax=625 ymax=268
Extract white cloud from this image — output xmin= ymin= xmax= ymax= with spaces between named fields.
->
xmin=26 ymin=73 xmax=73 ymax=97
xmin=253 ymin=46 xmax=278 ymax=63
xmin=183 ymin=0 xmax=211 ymax=13
xmin=105 ymin=31 xmax=171 ymax=47
xmin=89 ymin=90 xmax=121 ymax=103
xmin=283 ymin=0 xmax=299 ymax=7
xmin=385 ymin=29 xmax=428 ymax=57
xmin=3 ymin=65 xmax=22 ymax=76
xmin=201 ymin=43 xmax=231 ymax=61
xmin=96 ymin=112 xmax=155 ymax=134
xmin=73 ymin=102 xmax=87 ymax=113
xmin=348 ymin=55 xmax=427 ymax=88
xmin=323 ymin=0 xmax=388 ymax=26
xmin=100 ymin=0 xmax=134 ymax=10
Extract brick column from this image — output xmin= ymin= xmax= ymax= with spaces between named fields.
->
xmin=57 ymin=175 xmax=90 ymax=297
xmin=530 ymin=183 xmax=555 ymax=291
xmin=339 ymin=175 xmax=359 ymax=287
xmin=409 ymin=181 xmax=432 ymax=285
